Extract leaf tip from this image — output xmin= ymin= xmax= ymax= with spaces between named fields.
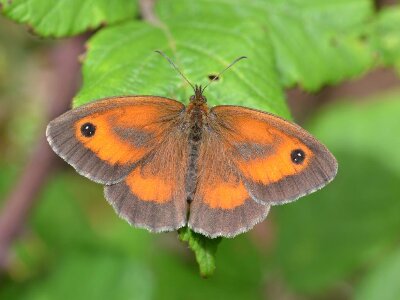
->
xmin=178 ymin=227 xmax=222 ymax=278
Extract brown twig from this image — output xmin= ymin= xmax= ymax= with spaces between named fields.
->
xmin=0 ymin=36 xmax=86 ymax=271
xmin=139 ymin=0 xmax=160 ymax=25
xmin=286 ymin=68 xmax=400 ymax=124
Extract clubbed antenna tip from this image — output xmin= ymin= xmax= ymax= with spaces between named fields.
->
xmin=201 ymin=56 xmax=247 ymax=92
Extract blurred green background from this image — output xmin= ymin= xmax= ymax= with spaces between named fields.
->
xmin=1 ymin=1 xmax=400 ymax=299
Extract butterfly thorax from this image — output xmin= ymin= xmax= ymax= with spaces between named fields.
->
xmin=186 ymin=85 xmax=209 ymax=133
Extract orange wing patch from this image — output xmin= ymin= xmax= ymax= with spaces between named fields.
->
xmin=236 ymin=130 xmax=313 ymax=184
xmin=202 ymin=177 xmax=248 ymax=209
xmin=123 ymin=124 xmax=189 ymax=205
xmin=75 ymin=111 xmax=154 ymax=165
xmin=125 ymin=166 xmax=173 ymax=203
xmin=227 ymin=117 xmax=276 ymax=144
xmin=211 ymin=109 xmax=314 ymax=184
xmin=74 ymin=99 xmax=182 ymax=166
xmin=192 ymin=130 xmax=251 ymax=210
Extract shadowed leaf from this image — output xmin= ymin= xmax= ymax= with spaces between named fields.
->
xmin=0 ymin=0 xmax=138 ymax=37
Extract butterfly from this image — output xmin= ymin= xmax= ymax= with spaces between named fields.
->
xmin=46 ymin=53 xmax=337 ymax=238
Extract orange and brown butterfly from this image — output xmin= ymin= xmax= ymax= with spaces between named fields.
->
xmin=46 ymin=52 xmax=337 ymax=238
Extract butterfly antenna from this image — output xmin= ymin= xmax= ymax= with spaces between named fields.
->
xmin=202 ymin=56 xmax=247 ymax=92
xmin=155 ymin=50 xmax=195 ymax=91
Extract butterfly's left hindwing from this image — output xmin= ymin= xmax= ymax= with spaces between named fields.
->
xmin=105 ymin=127 xmax=190 ymax=232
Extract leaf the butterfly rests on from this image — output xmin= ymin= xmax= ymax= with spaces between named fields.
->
xmin=47 ymin=54 xmax=337 ymax=278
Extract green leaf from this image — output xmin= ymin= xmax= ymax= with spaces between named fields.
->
xmin=274 ymin=91 xmax=400 ymax=293
xmin=157 ymin=0 xmax=375 ymax=91
xmin=31 ymin=173 xmax=98 ymax=249
xmin=178 ymin=227 xmax=222 ymax=277
xmin=0 ymin=0 xmax=138 ymax=37
xmin=310 ymin=90 xmax=400 ymax=176
xmin=367 ymin=6 xmax=400 ymax=71
xmin=24 ymin=252 xmax=153 ymax=300
xmin=153 ymin=235 xmax=263 ymax=300
xmin=74 ymin=18 xmax=288 ymax=117
xmin=355 ymin=248 xmax=400 ymax=300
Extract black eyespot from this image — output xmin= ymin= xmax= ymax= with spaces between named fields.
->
xmin=208 ymin=74 xmax=219 ymax=81
xmin=291 ymin=149 xmax=306 ymax=164
xmin=81 ymin=122 xmax=96 ymax=137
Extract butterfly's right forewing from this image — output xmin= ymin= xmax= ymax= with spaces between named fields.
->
xmin=210 ymin=105 xmax=338 ymax=205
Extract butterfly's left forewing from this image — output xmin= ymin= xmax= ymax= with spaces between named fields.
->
xmin=46 ymin=96 xmax=184 ymax=184
xmin=210 ymin=105 xmax=338 ymax=205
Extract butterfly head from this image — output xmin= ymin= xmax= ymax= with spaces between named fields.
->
xmin=190 ymin=85 xmax=207 ymax=104
xmin=155 ymin=50 xmax=246 ymax=106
